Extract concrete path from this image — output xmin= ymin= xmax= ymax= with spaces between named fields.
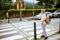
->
xmin=38 ymin=33 xmax=60 ymax=40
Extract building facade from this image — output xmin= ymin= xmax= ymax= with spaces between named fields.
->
xmin=14 ymin=0 xmax=24 ymax=10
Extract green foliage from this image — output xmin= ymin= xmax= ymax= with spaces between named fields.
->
xmin=36 ymin=0 xmax=55 ymax=8
xmin=37 ymin=0 xmax=54 ymax=4
xmin=0 ymin=8 xmax=57 ymax=19
xmin=57 ymin=0 xmax=60 ymax=4
xmin=0 ymin=10 xmax=7 ymax=19
xmin=1 ymin=0 xmax=11 ymax=10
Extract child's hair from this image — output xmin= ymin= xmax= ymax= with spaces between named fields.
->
xmin=41 ymin=9 xmax=45 ymax=12
xmin=41 ymin=9 xmax=45 ymax=13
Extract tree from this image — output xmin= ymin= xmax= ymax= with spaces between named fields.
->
xmin=55 ymin=3 xmax=60 ymax=8
xmin=36 ymin=0 xmax=54 ymax=8
xmin=1 ymin=0 xmax=12 ymax=10
xmin=0 ymin=0 xmax=3 ymax=10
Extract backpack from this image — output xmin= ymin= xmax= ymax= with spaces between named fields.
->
xmin=45 ymin=14 xmax=51 ymax=24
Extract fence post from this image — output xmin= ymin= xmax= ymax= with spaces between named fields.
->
xmin=34 ymin=22 xmax=37 ymax=40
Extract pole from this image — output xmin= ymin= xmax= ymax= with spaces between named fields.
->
xmin=34 ymin=22 xmax=37 ymax=40
xmin=33 ymin=0 xmax=34 ymax=17
xmin=8 ymin=17 xmax=10 ymax=23
xmin=20 ymin=0 xmax=22 ymax=21
xmin=59 ymin=21 xmax=60 ymax=33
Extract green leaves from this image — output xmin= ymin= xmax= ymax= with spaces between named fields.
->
xmin=1 ymin=0 xmax=11 ymax=10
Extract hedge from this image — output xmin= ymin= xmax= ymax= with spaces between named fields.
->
xmin=0 ymin=8 xmax=60 ymax=19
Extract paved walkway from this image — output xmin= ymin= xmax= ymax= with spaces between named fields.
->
xmin=47 ymin=33 xmax=60 ymax=40
xmin=0 ymin=17 xmax=33 ymax=24
xmin=38 ymin=33 xmax=60 ymax=40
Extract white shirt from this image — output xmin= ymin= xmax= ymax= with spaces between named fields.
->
xmin=41 ymin=13 xmax=46 ymax=21
xmin=40 ymin=13 xmax=46 ymax=24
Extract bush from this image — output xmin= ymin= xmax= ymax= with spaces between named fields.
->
xmin=0 ymin=10 xmax=7 ymax=20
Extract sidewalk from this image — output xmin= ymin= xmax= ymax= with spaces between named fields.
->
xmin=47 ymin=33 xmax=60 ymax=40
xmin=0 ymin=17 xmax=60 ymax=25
xmin=0 ymin=17 xmax=34 ymax=25
xmin=38 ymin=33 xmax=60 ymax=40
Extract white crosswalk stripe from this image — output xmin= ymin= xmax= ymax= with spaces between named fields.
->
xmin=0 ymin=28 xmax=14 ymax=32
xmin=0 ymin=35 xmax=24 ymax=40
xmin=0 ymin=25 xmax=25 ymax=40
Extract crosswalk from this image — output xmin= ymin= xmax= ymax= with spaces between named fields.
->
xmin=0 ymin=19 xmax=59 ymax=40
xmin=11 ymin=19 xmax=59 ymax=39
xmin=0 ymin=24 xmax=25 ymax=40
